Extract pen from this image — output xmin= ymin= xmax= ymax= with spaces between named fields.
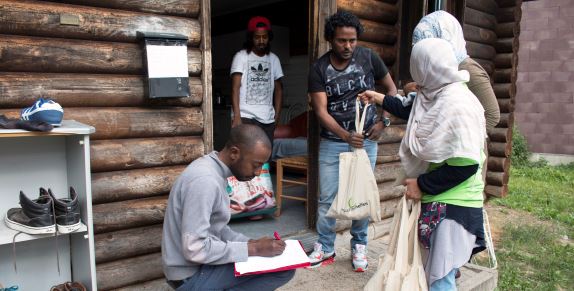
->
xmin=273 ymin=231 xmax=281 ymax=240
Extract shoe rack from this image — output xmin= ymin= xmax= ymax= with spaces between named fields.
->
xmin=0 ymin=121 xmax=97 ymax=291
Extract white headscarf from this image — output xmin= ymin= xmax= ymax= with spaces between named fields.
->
xmin=412 ymin=10 xmax=469 ymax=64
xmin=399 ymin=38 xmax=485 ymax=178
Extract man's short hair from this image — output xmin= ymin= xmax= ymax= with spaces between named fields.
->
xmin=225 ymin=124 xmax=271 ymax=151
xmin=324 ymin=11 xmax=364 ymax=41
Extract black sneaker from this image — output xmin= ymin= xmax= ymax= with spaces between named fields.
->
xmin=5 ymin=189 xmax=56 ymax=234
xmin=48 ymin=187 xmax=81 ymax=234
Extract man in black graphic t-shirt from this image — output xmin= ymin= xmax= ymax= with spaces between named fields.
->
xmin=307 ymin=11 xmax=397 ymax=271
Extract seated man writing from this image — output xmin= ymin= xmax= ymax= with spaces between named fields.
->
xmin=162 ymin=124 xmax=295 ymax=290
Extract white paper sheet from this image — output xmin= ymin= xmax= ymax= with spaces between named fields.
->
xmin=145 ymin=45 xmax=188 ymax=78
xmin=235 ymin=240 xmax=310 ymax=275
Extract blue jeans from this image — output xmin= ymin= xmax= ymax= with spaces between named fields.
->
xmin=430 ymin=268 xmax=457 ymax=291
xmin=316 ymin=139 xmax=378 ymax=253
xmin=175 ymin=264 xmax=295 ymax=291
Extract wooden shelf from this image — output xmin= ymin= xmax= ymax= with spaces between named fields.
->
xmin=0 ymin=222 xmax=88 ymax=245
xmin=0 ymin=120 xmax=95 ymax=137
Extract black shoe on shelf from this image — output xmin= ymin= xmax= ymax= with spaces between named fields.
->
xmin=48 ymin=187 xmax=81 ymax=234
xmin=5 ymin=189 xmax=56 ymax=235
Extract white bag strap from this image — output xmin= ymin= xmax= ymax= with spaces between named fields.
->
xmin=410 ymin=201 xmax=423 ymax=266
xmin=355 ymin=98 xmax=370 ymax=134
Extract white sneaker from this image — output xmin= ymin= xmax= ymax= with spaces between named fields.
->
xmin=307 ymin=242 xmax=335 ymax=268
xmin=352 ymin=244 xmax=368 ymax=272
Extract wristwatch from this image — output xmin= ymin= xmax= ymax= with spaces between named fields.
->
xmin=382 ymin=116 xmax=391 ymax=127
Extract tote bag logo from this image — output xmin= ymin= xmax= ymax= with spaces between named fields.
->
xmin=342 ymin=197 xmax=369 ymax=213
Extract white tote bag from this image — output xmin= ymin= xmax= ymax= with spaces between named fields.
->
xmin=326 ymin=100 xmax=381 ymax=222
xmin=364 ymin=196 xmax=428 ymax=291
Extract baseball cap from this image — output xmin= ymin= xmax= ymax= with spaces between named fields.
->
xmin=247 ymin=16 xmax=271 ymax=32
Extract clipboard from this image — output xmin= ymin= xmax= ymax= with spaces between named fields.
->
xmin=234 ymin=240 xmax=310 ymax=276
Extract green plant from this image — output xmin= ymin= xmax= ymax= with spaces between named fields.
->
xmin=511 ymin=125 xmax=530 ymax=167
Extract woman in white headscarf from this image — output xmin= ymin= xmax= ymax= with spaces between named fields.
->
xmin=359 ymin=38 xmax=487 ymax=290
xmin=412 ymin=10 xmax=500 ymax=131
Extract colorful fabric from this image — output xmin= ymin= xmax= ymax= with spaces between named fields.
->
xmin=418 ymin=202 xmax=447 ymax=248
xmin=412 ymin=10 xmax=469 ymax=64
xmin=227 ymin=163 xmax=275 ymax=214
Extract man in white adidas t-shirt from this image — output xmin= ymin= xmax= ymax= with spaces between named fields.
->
xmin=230 ymin=16 xmax=284 ymax=145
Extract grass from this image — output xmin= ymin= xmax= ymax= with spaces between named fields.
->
xmin=489 ymin=163 xmax=574 ymax=290
xmin=494 ymin=163 xmax=574 ymax=230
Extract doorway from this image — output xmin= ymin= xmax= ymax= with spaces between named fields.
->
xmin=210 ymin=0 xmax=312 ymax=239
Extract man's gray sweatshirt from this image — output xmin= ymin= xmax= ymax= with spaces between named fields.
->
xmin=162 ymin=151 xmax=250 ymax=281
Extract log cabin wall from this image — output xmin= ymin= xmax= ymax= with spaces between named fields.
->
xmin=488 ymin=0 xmax=522 ymax=197
xmin=461 ymin=0 xmax=522 ymax=198
xmin=337 ymin=0 xmax=405 ymax=230
xmin=0 ymin=0 xmax=205 ymax=289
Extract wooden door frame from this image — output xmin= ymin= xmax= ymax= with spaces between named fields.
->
xmin=307 ymin=0 xmax=337 ymax=229
xmin=201 ymin=0 xmax=213 ymax=154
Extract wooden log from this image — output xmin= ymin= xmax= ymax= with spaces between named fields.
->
xmin=488 ymin=141 xmax=511 ymax=157
xmin=497 ymin=7 xmax=516 ymax=23
xmin=97 ymin=252 xmax=163 ymax=290
xmin=488 ymin=127 xmax=512 ymax=143
xmin=52 ymin=0 xmax=200 ymax=18
xmin=380 ymin=196 xmax=401 ymax=219
xmin=338 ymin=0 xmax=398 ymax=24
xmin=79 ymin=107 xmax=203 ymax=140
xmin=0 ymin=35 xmax=202 ymax=75
xmin=95 ymin=224 xmax=162 ymax=264
xmin=91 ymin=136 xmax=203 ymax=172
xmin=368 ymin=216 xmax=393 ymax=241
xmin=466 ymin=0 xmax=497 ymax=15
xmin=337 ymin=217 xmax=394 ymax=238
xmin=374 ymin=162 xmax=404 ymax=183
xmin=0 ymin=107 xmax=204 ymax=140
xmin=463 ymin=7 xmax=497 ymax=31
xmin=487 ymin=156 xmax=511 ymax=173
xmin=486 ymin=171 xmax=508 ymax=186
xmin=495 ymin=37 xmax=514 ymax=53
xmin=494 ymin=53 xmax=513 ymax=68
xmin=360 ymin=19 xmax=397 ymax=45
xmin=377 ymin=142 xmax=401 ymax=156
xmin=92 ymin=165 xmax=188 ymax=203
xmin=376 ymin=124 xmax=405 ymax=144
xmin=334 ymin=220 xmax=352 ymax=232
xmin=484 ymin=184 xmax=508 ymax=198
xmin=357 ymin=40 xmax=396 ymax=66
xmin=494 ymin=68 xmax=512 ymax=83
xmin=497 ymin=112 xmax=514 ymax=128
xmin=474 ymin=58 xmax=495 ymax=76
xmin=93 ymin=196 xmax=167 ymax=234
xmin=498 ymin=98 xmax=514 ymax=113
xmin=466 ymin=41 xmax=496 ymax=61
xmin=463 ymin=24 xmax=497 ymax=46
xmin=376 ymin=154 xmax=400 ymax=164
xmin=379 ymin=182 xmax=404 ymax=201
xmin=0 ymin=73 xmax=202 ymax=108
xmin=112 ymin=278 xmax=171 ymax=291
xmin=493 ymin=83 xmax=513 ymax=99
xmin=496 ymin=22 xmax=516 ymax=38
xmin=0 ymin=0 xmax=200 ymax=46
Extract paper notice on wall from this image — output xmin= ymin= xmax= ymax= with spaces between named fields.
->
xmin=145 ymin=45 xmax=188 ymax=78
